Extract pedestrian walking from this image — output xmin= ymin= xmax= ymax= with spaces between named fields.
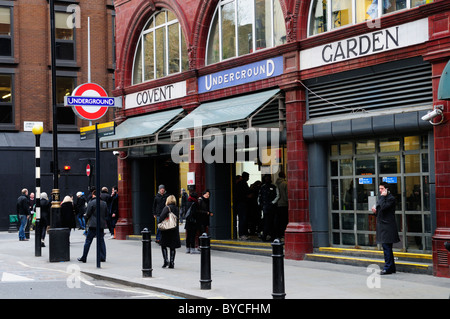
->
xmin=185 ymin=192 xmax=199 ymax=254
xmin=16 ymin=188 xmax=30 ymax=241
xmin=198 ymin=190 xmax=213 ymax=235
xmin=372 ymin=182 xmax=400 ymax=275
xmin=75 ymin=191 xmax=87 ymax=231
xmin=39 ymin=192 xmax=51 ymax=246
xmin=78 ymin=188 xmax=108 ymax=263
xmin=275 ymin=171 xmax=288 ymax=239
xmin=159 ymin=195 xmax=181 ymax=268
xmin=179 ymin=188 xmax=188 ymax=223
xmin=235 ymin=172 xmax=250 ymax=240
xmin=60 ymin=195 xmax=76 ymax=231
xmin=258 ymin=175 xmax=279 ymax=242
xmin=110 ymin=186 xmax=119 ymax=237
xmin=153 ymin=185 xmax=168 ymax=244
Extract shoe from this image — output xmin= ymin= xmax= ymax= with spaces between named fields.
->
xmin=169 ymin=249 xmax=176 ymax=269
xmin=41 ymin=241 xmax=45 ymax=247
xmin=186 ymin=247 xmax=191 ymax=254
xmin=380 ymin=270 xmax=393 ymax=275
xmin=161 ymin=247 xmax=169 ymax=268
xmin=77 ymin=257 xmax=86 ymax=263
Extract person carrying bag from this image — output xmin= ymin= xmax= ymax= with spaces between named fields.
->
xmin=158 ymin=195 xmax=181 ymax=268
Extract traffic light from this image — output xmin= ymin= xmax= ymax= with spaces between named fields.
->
xmin=63 ymin=165 xmax=71 ymax=171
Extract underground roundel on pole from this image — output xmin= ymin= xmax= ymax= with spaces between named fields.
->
xmin=71 ymin=83 xmax=109 ymax=121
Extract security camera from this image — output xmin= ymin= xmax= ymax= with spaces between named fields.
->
xmin=421 ymin=108 xmax=442 ymax=121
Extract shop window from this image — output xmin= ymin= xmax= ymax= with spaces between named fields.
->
xmin=132 ymin=9 xmax=188 ymax=85
xmin=308 ymin=0 xmax=434 ymax=36
xmin=0 ymin=6 xmax=12 ymax=57
xmin=0 ymin=73 xmax=13 ymax=123
xmin=55 ymin=12 xmax=75 ymax=61
xmin=206 ymin=0 xmax=286 ymax=65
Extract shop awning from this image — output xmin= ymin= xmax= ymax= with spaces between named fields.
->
xmin=168 ymin=88 xmax=281 ymax=132
xmin=100 ymin=108 xmax=184 ymax=150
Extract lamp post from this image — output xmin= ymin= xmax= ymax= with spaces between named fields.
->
xmin=48 ymin=0 xmax=70 ymax=262
xmin=32 ymin=124 xmax=43 ymax=257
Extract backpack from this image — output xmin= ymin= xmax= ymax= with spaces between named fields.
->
xmin=185 ymin=202 xmax=197 ymax=223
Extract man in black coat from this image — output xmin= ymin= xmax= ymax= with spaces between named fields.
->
xmin=372 ymin=182 xmax=400 ymax=275
xmin=78 ymin=188 xmax=108 ymax=263
xmin=153 ymin=185 xmax=168 ymax=243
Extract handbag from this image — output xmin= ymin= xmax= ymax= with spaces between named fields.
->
xmin=158 ymin=206 xmax=177 ymax=230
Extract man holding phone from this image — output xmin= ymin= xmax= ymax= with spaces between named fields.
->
xmin=371 ymin=182 xmax=400 ymax=275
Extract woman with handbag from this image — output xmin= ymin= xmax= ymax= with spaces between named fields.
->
xmin=159 ymin=195 xmax=181 ymax=268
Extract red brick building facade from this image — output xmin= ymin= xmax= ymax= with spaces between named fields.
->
xmin=110 ymin=0 xmax=450 ymax=277
xmin=0 ymin=0 xmax=117 ymax=230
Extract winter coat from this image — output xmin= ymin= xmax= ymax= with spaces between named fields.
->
xmin=375 ymin=193 xmax=400 ymax=244
xmin=17 ymin=194 xmax=30 ymax=215
xmin=153 ymin=192 xmax=168 ymax=217
xmin=197 ymin=196 xmax=210 ymax=227
xmin=40 ymin=198 xmax=51 ymax=226
xmin=60 ymin=199 xmax=76 ymax=230
xmin=85 ymin=197 xmax=108 ymax=229
xmin=159 ymin=204 xmax=181 ymax=249
xmin=184 ymin=196 xmax=199 ymax=230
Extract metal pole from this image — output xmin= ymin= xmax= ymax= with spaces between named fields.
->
xmin=95 ymin=123 xmax=101 ymax=268
xmin=199 ymin=233 xmax=212 ymax=290
xmin=87 ymin=17 xmax=91 ymax=83
xmin=49 ymin=0 xmax=60 ymax=212
xmin=142 ymin=228 xmax=153 ymax=277
xmin=271 ymin=239 xmax=286 ymax=299
xmin=33 ymin=128 xmax=42 ymax=257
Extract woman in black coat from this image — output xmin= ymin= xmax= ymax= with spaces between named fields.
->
xmin=159 ymin=195 xmax=181 ymax=268
xmin=372 ymin=182 xmax=400 ymax=275
xmin=197 ymin=190 xmax=213 ymax=234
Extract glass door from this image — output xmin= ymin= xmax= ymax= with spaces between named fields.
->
xmin=329 ymin=135 xmax=431 ymax=252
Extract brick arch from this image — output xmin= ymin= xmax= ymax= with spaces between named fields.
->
xmin=117 ymin=0 xmax=191 ymax=89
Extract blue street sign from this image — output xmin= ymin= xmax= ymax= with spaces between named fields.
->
xmin=64 ymin=96 xmax=122 ymax=107
xmin=359 ymin=178 xmax=373 ymax=185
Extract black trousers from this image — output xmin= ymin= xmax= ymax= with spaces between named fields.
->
xmin=382 ymin=243 xmax=396 ymax=272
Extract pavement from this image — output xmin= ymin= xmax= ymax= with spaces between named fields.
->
xmin=1 ymin=228 xmax=450 ymax=299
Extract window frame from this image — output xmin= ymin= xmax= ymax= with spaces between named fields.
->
xmin=132 ymin=9 xmax=187 ymax=85
xmin=205 ymin=0 xmax=286 ymax=65
xmin=54 ymin=8 xmax=77 ymax=64
xmin=0 ymin=4 xmax=13 ymax=60
xmin=307 ymin=0 xmax=433 ymax=37
xmin=0 ymin=71 xmax=14 ymax=126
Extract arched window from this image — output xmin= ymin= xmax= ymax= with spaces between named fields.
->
xmin=206 ymin=0 xmax=286 ymax=65
xmin=309 ymin=0 xmax=434 ymax=37
xmin=132 ymin=9 xmax=188 ymax=85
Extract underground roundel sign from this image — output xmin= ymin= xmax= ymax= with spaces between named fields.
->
xmin=70 ymin=83 xmax=109 ymax=121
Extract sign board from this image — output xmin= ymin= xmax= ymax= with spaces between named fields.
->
xmin=124 ymin=81 xmax=186 ymax=110
xmin=80 ymin=121 xmax=115 ymax=140
xmin=382 ymin=176 xmax=398 ymax=184
xmin=24 ymin=121 xmax=43 ymax=132
xmin=86 ymin=164 xmax=91 ymax=177
xmin=358 ymin=178 xmax=373 ymax=185
xmin=300 ymin=19 xmax=429 ymax=70
xmin=198 ymin=56 xmax=283 ymax=93
xmin=64 ymin=83 xmax=121 ymax=121
xmin=187 ymin=172 xmax=195 ymax=186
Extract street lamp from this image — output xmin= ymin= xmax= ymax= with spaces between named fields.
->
xmin=32 ymin=124 xmax=43 ymax=257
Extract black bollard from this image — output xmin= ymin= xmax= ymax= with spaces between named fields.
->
xmin=199 ymin=233 xmax=212 ymax=290
xmin=271 ymin=239 xmax=286 ymax=299
xmin=142 ymin=228 xmax=153 ymax=277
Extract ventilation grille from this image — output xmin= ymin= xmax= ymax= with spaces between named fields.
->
xmin=437 ymin=250 xmax=449 ymax=266
xmin=307 ymin=63 xmax=433 ymax=119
